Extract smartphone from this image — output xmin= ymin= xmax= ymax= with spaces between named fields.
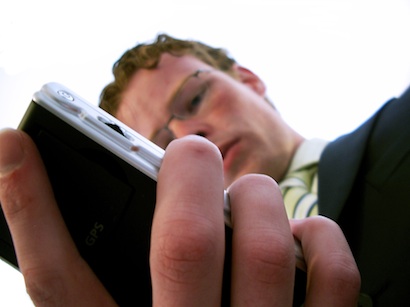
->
xmin=0 ymin=83 xmax=233 ymax=306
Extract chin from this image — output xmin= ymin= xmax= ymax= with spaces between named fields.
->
xmin=224 ymin=168 xmax=255 ymax=188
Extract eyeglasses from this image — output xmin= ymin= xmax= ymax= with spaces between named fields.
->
xmin=151 ymin=69 xmax=212 ymax=148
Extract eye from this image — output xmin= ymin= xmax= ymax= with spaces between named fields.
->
xmin=172 ymin=71 xmax=210 ymax=118
xmin=186 ymin=86 xmax=207 ymax=115
xmin=188 ymin=91 xmax=204 ymax=111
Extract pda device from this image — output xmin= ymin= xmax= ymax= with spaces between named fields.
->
xmin=0 ymin=83 xmax=233 ymax=306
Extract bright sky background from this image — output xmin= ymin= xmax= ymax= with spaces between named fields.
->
xmin=1 ymin=0 xmax=409 ymax=305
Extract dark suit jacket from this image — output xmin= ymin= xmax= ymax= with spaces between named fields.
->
xmin=318 ymin=86 xmax=410 ymax=306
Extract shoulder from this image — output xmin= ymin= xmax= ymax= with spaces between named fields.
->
xmin=318 ymin=86 xmax=410 ymax=217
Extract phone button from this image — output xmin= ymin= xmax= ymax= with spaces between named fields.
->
xmin=54 ymin=91 xmax=83 ymax=115
xmin=57 ymin=90 xmax=75 ymax=101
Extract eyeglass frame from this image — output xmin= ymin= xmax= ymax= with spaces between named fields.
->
xmin=151 ymin=69 xmax=213 ymax=148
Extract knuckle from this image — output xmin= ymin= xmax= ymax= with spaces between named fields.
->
xmin=324 ymin=253 xmax=361 ymax=295
xmin=306 ymin=217 xmax=361 ymax=292
xmin=242 ymin=232 xmax=294 ymax=284
xmin=0 ymin=172 xmax=33 ymax=220
xmin=153 ymin=221 xmax=218 ymax=284
xmin=304 ymin=216 xmax=361 ymax=292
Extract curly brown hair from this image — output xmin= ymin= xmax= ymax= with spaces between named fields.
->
xmin=99 ymin=34 xmax=237 ymax=115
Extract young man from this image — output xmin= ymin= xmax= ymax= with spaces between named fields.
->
xmin=5 ymin=33 xmax=403 ymax=306
xmin=100 ymin=34 xmax=410 ymax=306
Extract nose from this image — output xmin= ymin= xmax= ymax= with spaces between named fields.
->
xmin=169 ymin=118 xmax=210 ymax=140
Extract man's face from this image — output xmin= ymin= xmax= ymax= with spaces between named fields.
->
xmin=116 ymin=53 xmax=302 ymax=187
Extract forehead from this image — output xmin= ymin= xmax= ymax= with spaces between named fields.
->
xmin=116 ymin=53 xmax=213 ymax=137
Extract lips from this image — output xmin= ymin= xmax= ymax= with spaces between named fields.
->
xmin=218 ymin=138 xmax=240 ymax=171
xmin=218 ymin=139 xmax=235 ymax=159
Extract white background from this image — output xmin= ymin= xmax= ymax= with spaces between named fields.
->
xmin=1 ymin=0 xmax=410 ymax=305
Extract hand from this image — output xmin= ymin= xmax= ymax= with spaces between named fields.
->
xmin=0 ymin=129 xmax=117 ymax=306
xmin=153 ymin=135 xmax=360 ymax=306
xmin=0 ymin=129 xmax=360 ymax=306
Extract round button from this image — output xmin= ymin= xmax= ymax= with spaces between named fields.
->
xmin=57 ymin=90 xmax=74 ymax=101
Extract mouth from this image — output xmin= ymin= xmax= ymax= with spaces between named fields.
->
xmin=218 ymin=139 xmax=235 ymax=159
xmin=218 ymin=138 xmax=240 ymax=170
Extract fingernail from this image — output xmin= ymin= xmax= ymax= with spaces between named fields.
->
xmin=0 ymin=129 xmax=25 ymax=176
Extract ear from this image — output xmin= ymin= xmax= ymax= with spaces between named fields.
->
xmin=232 ymin=65 xmax=266 ymax=96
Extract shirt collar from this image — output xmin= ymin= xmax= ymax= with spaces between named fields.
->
xmin=286 ymin=138 xmax=329 ymax=173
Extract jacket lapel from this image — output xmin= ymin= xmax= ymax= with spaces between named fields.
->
xmin=318 ymin=100 xmax=393 ymax=220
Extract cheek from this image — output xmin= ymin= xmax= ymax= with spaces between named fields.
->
xmin=211 ymin=87 xmax=245 ymax=118
xmin=208 ymin=82 xmax=271 ymax=132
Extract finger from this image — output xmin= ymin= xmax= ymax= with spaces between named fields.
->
xmin=150 ymin=136 xmax=225 ymax=306
xmin=0 ymin=129 xmax=115 ymax=306
xmin=229 ymin=174 xmax=295 ymax=306
xmin=290 ymin=216 xmax=361 ymax=307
